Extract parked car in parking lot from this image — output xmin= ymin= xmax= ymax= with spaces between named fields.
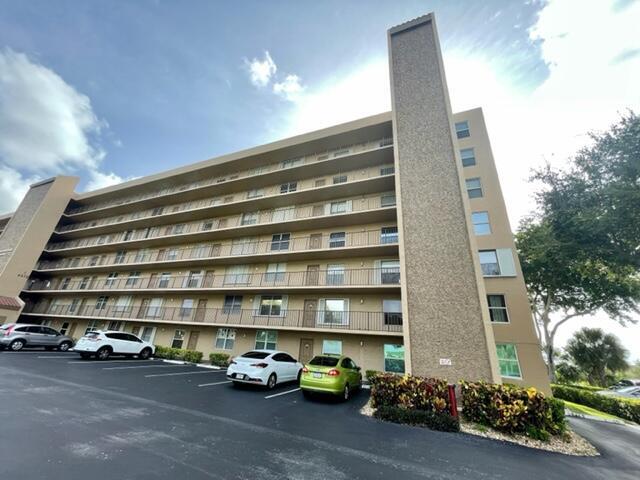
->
xmin=0 ymin=323 xmax=74 ymax=352
xmin=227 ymin=350 xmax=303 ymax=389
xmin=598 ymin=386 xmax=640 ymax=399
xmin=300 ymin=354 xmax=362 ymax=401
xmin=74 ymin=330 xmax=155 ymax=360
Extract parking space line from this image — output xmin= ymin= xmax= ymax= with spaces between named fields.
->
xmin=145 ymin=370 xmax=226 ymax=378
xmin=68 ymin=360 xmax=159 ymax=365
xmin=198 ymin=380 xmax=232 ymax=387
xmin=264 ymin=388 xmax=301 ymax=399
xmin=37 ymin=356 xmax=78 ymax=359
xmin=103 ymin=364 xmax=192 ymax=370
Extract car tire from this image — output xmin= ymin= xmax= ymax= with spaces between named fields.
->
xmin=80 ymin=352 xmax=92 ymax=360
xmin=9 ymin=339 xmax=25 ymax=351
xmin=138 ymin=348 xmax=152 ymax=360
xmin=342 ymin=384 xmax=350 ymax=402
xmin=96 ymin=347 xmax=111 ymax=361
xmin=267 ymin=373 xmax=277 ymax=390
xmin=58 ymin=341 xmax=72 ymax=352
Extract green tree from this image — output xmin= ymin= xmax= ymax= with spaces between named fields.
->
xmin=565 ymin=328 xmax=628 ymax=387
xmin=516 ymin=112 xmax=640 ymax=381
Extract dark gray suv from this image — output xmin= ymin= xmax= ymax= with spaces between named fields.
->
xmin=0 ymin=323 xmax=74 ymax=352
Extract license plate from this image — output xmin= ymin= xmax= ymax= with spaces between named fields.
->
xmin=236 ymin=374 xmax=245 ymax=380
xmin=313 ymin=372 xmax=322 ymax=378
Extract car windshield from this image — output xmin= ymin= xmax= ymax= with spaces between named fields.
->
xmin=309 ymin=356 xmax=340 ymax=367
xmin=240 ymin=351 xmax=270 ymax=359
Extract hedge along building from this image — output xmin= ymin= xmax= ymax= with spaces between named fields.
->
xmin=0 ymin=13 xmax=550 ymax=392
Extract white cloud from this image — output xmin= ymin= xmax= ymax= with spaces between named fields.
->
xmin=0 ymin=48 xmax=124 ymax=213
xmin=245 ymin=51 xmax=277 ymax=87
xmin=273 ymin=74 xmax=304 ymax=101
xmin=85 ymin=170 xmax=128 ymax=192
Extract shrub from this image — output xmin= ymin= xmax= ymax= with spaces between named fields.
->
xmin=552 ymin=384 xmax=640 ymax=424
xmin=374 ymin=405 xmax=460 ymax=432
xmin=370 ymin=373 xmax=450 ymax=414
xmin=365 ymin=370 xmax=380 ymax=383
xmin=459 ymin=382 xmax=565 ymax=439
xmin=209 ymin=353 xmax=230 ymax=367
xmin=154 ymin=345 xmax=203 ymax=363
xmin=182 ymin=350 xmax=203 ymax=363
xmin=557 ymin=383 xmax=603 ymax=393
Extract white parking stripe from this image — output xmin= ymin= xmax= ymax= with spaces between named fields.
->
xmin=198 ymin=381 xmax=232 ymax=387
xmin=264 ymin=388 xmax=301 ymax=399
xmin=68 ymin=360 xmax=158 ymax=365
xmin=37 ymin=356 xmax=77 ymax=359
xmin=145 ymin=370 xmax=226 ymax=378
xmin=103 ymin=364 xmax=192 ymax=370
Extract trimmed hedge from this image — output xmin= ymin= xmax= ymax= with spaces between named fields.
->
xmin=557 ymin=383 xmax=604 ymax=393
xmin=374 ymin=405 xmax=460 ymax=432
xmin=552 ymin=384 xmax=640 ymax=424
xmin=460 ymin=382 xmax=566 ymax=439
xmin=209 ymin=353 xmax=230 ymax=367
xmin=155 ymin=345 xmax=203 ymax=363
xmin=369 ymin=373 xmax=450 ymax=413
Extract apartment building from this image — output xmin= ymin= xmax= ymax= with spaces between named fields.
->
xmin=0 ymin=14 xmax=550 ymax=392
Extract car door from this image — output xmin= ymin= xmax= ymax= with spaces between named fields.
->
xmin=40 ymin=327 xmax=60 ymax=346
xmin=25 ymin=326 xmax=46 ymax=346
xmin=342 ymin=358 xmax=359 ymax=387
xmin=271 ymin=353 xmax=292 ymax=380
xmin=121 ymin=333 xmax=142 ymax=354
xmin=105 ymin=333 xmax=126 ymax=353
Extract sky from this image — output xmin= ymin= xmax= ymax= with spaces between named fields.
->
xmin=0 ymin=0 xmax=639 ymax=360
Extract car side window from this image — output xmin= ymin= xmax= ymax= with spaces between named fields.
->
xmin=272 ymin=353 xmax=286 ymax=362
xmin=105 ymin=333 xmax=121 ymax=340
xmin=280 ymin=353 xmax=296 ymax=363
xmin=14 ymin=326 xmax=28 ymax=332
xmin=42 ymin=327 xmax=59 ymax=336
xmin=342 ymin=358 xmax=355 ymax=369
xmin=124 ymin=334 xmax=142 ymax=343
xmin=26 ymin=326 xmax=43 ymax=334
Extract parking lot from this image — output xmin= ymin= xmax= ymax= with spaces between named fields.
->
xmin=1 ymin=350 xmax=639 ymax=480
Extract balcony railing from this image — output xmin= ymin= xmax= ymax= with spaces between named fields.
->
xmin=47 ymin=195 xmax=396 ymax=252
xmin=36 ymin=228 xmax=399 ymax=271
xmin=65 ymin=137 xmax=394 ymax=216
xmin=57 ymin=166 xmax=395 ymax=234
xmin=22 ymin=304 xmax=404 ymax=334
xmin=26 ymin=267 xmax=401 ymax=292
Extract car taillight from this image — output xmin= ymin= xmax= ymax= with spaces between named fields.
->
xmin=327 ymin=369 xmax=340 ymax=376
xmin=3 ymin=326 xmax=14 ymax=336
xmin=251 ymin=362 xmax=268 ymax=368
xmin=302 ymin=367 xmax=309 ymax=373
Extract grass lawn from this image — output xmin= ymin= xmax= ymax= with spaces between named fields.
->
xmin=562 ymin=400 xmax=627 ymax=422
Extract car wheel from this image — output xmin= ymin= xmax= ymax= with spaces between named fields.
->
xmin=58 ymin=341 xmax=72 ymax=352
xmin=139 ymin=347 xmax=152 ymax=360
xmin=96 ymin=347 xmax=111 ymax=361
xmin=342 ymin=384 xmax=350 ymax=402
xmin=267 ymin=373 xmax=277 ymax=390
xmin=9 ymin=339 xmax=25 ymax=351
xmin=80 ymin=352 xmax=92 ymax=360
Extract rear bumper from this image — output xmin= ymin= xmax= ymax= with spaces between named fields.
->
xmin=300 ymin=376 xmax=344 ymax=394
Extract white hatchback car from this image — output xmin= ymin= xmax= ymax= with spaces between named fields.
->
xmin=75 ymin=330 xmax=155 ymax=360
xmin=227 ymin=350 xmax=303 ymax=389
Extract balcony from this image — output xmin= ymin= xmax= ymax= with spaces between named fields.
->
xmin=21 ymin=304 xmax=403 ymax=335
xmin=35 ymin=228 xmax=399 ymax=273
xmin=64 ymin=138 xmax=394 ymax=220
xmin=45 ymin=195 xmax=397 ymax=255
xmin=25 ymin=267 xmax=401 ymax=294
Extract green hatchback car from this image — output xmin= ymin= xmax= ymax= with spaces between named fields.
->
xmin=300 ymin=354 xmax=362 ymax=401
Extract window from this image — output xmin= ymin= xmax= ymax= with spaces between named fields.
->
xmin=381 ymin=260 xmax=400 ymax=284
xmin=231 ymin=237 xmax=258 ymax=255
xmin=185 ymin=270 xmax=203 ymax=288
xmin=472 ymin=211 xmax=491 ymax=235
xmin=455 ymin=121 xmax=470 ymax=138
xmin=247 ymin=188 xmax=264 ymax=199
xmin=330 ymin=201 xmax=350 ymax=214
xmin=125 ymin=272 xmax=141 ymax=287
xmin=173 ymin=224 xmax=185 ymax=234
xmin=384 ymin=344 xmax=405 ymax=373
xmin=139 ymin=326 xmax=156 ymax=343
xmin=192 ymin=243 xmax=209 ymax=258
xmin=60 ymin=322 xmax=70 ymax=335
xmin=113 ymin=296 xmax=132 ymax=313
xmin=465 ymin=178 xmax=483 ymax=198
xmin=333 ymin=148 xmax=349 ymax=157
xmin=241 ymin=211 xmax=258 ymax=226
xmin=79 ymin=277 xmax=90 ymax=289
xmin=151 ymin=207 xmax=164 ymax=216
xmin=333 ymin=175 xmax=347 ymax=184
xmin=69 ymin=298 xmax=81 ymax=313
xmin=272 ymin=207 xmax=295 ymax=222
xmin=147 ymin=298 xmax=163 ymax=318
xmin=314 ymin=179 xmax=326 ymax=187
xmin=281 ymin=158 xmax=302 ymax=169
xmin=95 ymin=296 xmax=109 ymax=310
xmin=329 ymin=232 xmax=345 ymax=248
xmin=380 ymin=166 xmax=395 ymax=176
xmin=270 ymin=233 xmax=290 ymax=251
xmin=255 ymin=330 xmax=277 ymax=350
xmin=41 ymin=319 xmax=52 ymax=327
xmin=380 ymin=226 xmax=398 ymax=244
xmin=166 ymin=248 xmax=178 ymax=261
xmin=108 ymin=320 xmax=124 ymax=331
xmin=101 ymin=273 xmax=117 ymax=288
xmin=488 ymin=295 xmax=509 ymax=323
xmin=60 ymin=278 xmax=71 ymax=290
xmin=322 ymin=340 xmax=342 ymax=355
xmin=224 ymin=265 xmax=250 ymax=285
xmin=123 ymin=230 xmax=134 ymax=241
xmin=248 ymin=165 xmax=267 ymax=176
xmin=321 ymin=299 xmax=348 ymax=325
xmin=201 ymin=219 xmax=214 ymax=231
xmin=223 ymin=295 xmax=243 ymax=314
xmin=135 ymin=249 xmax=151 ymax=263
xmin=460 ymin=148 xmax=476 ymax=167
xmin=97 ymin=235 xmax=107 ymax=245
xmin=216 ymin=328 xmax=236 ymax=350
xmin=326 ymin=264 xmax=345 ymax=285
xmin=158 ymin=273 xmax=171 ymax=288
xmin=265 ymin=263 xmax=286 ymax=282
xmin=383 ymin=299 xmax=403 ymax=325
xmin=280 ymin=182 xmax=297 ymax=194
xmin=479 ymin=250 xmax=500 ymax=276
xmin=381 ymin=192 xmax=396 ymax=207
xmin=496 ymin=344 xmax=522 ymax=378
xmin=89 ymin=256 xmax=99 ymax=267
xmin=258 ymin=295 xmax=283 ymax=316
xmin=171 ymin=329 xmax=186 ymax=349
xmin=114 ymin=250 xmax=127 ymax=264
xmin=179 ymin=299 xmax=194 ymax=317
xmin=84 ymin=320 xmax=100 ymax=335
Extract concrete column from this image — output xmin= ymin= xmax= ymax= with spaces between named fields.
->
xmin=388 ymin=14 xmax=501 ymax=382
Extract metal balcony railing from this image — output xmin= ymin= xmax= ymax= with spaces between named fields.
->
xmin=35 ymin=228 xmax=399 ymax=271
xmin=65 ymin=138 xmax=394 ymax=216
xmin=47 ymin=195 xmax=396 ymax=252
xmin=22 ymin=303 xmax=404 ymax=334
xmin=26 ymin=267 xmax=401 ymax=292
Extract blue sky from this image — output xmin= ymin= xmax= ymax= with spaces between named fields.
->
xmin=1 ymin=0 xmax=639 ymax=357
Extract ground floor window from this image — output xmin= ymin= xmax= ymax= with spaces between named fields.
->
xmin=496 ymin=343 xmax=522 ymax=378
xmin=41 ymin=319 xmax=52 ymax=327
xmin=255 ymin=330 xmax=277 ymax=350
xmin=384 ymin=344 xmax=405 ymax=373
xmin=171 ymin=329 xmax=186 ymax=349
xmin=84 ymin=320 xmax=100 ymax=335
xmin=216 ymin=328 xmax=236 ymax=350
xmin=59 ymin=322 xmax=70 ymax=335
xmin=139 ymin=326 xmax=156 ymax=343
xmin=108 ymin=321 xmax=123 ymax=331
xmin=322 ymin=339 xmax=342 ymax=355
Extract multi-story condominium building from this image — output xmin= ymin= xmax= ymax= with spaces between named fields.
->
xmin=0 ymin=14 xmax=550 ymax=391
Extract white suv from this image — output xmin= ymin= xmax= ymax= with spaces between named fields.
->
xmin=75 ymin=330 xmax=155 ymax=360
